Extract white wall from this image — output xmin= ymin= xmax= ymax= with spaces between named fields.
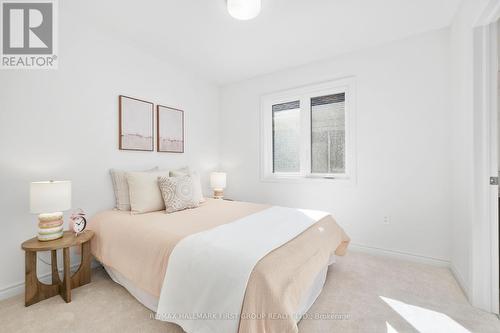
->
xmin=220 ymin=29 xmax=452 ymax=263
xmin=449 ymin=0 xmax=492 ymax=309
xmin=0 ymin=5 xmax=220 ymax=298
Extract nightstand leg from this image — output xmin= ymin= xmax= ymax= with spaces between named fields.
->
xmin=81 ymin=241 xmax=91 ymax=285
xmin=62 ymin=248 xmax=71 ymax=303
xmin=24 ymin=251 xmax=60 ymax=306
xmin=25 ymin=251 xmax=38 ymax=306
xmin=51 ymin=250 xmax=60 ymax=285
xmin=70 ymin=241 xmax=92 ymax=288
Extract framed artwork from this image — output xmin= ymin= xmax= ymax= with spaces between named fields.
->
xmin=119 ymin=95 xmax=154 ymax=151
xmin=157 ymin=105 xmax=184 ymax=153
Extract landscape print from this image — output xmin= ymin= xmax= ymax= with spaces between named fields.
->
xmin=119 ymin=96 xmax=154 ymax=151
xmin=157 ymin=105 xmax=184 ymax=153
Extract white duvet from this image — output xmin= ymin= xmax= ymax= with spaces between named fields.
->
xmin=155 ymin=206 xmax=328 ymax=333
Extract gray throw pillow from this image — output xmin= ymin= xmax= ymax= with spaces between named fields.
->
xmin=158 ymin=176 xmax=200 ymax=213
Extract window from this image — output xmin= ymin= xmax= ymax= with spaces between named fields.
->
xmin=311 ymin=93 xmax=345 ymax=174
xmin=261 ymin=78 xmax=355 ymax=181
xmin=272 ymin=101 xmax=300 ymax=173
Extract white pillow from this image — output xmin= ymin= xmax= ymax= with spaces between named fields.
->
xmin=158 ymin=176 xmax=200 ymax=213
xmin=169 ymin=167 xmax=205 ymax=203
xmin=126 ymin=170 xmax=170 ymax=214
xmin=169 ymin=167 xmax=190 ymax=177
xmin=189 ymin=172 xmax=204 ymax=204
xmin=110 ymin=167 xmax=158 ymax=211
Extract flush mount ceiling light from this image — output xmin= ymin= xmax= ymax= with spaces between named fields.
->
xmin=227 ymin=0 xmax=261 ymax=20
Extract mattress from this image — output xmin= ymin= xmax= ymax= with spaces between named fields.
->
xmin=103 ymin=253 xmax=336 ymax=321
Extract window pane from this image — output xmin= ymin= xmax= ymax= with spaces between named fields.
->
xmin=272 ymin=101 xmax=300 ymax=173
xmin=311 ymin=93 xmax=345 ymax=174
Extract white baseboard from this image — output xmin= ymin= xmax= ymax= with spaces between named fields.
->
xmin=349 ymin=243 xmax=450 ymax=267
xmin=0 ymin=281 xmax=28 ymax=301
xmin=349 ymin=244 xmax=475 ymax=304
xmin=450 ymin=263 xmax=471 ymax=301
xmin=0 ymin=260 xmax=101 ymax=302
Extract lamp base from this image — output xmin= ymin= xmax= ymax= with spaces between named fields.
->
xmin=37 ymin=212 xmax=64 ymax=241
xmin=213 ymin=189 xmax=224 ymax=199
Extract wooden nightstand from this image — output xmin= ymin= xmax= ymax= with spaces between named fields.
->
xmin=21 ymin=230 xmax=94 ymax=306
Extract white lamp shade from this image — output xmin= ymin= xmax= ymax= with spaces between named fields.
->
xmin=210 ymin=172 xmax=227 ymax=190
xmin=227 ymin=0 xmax=261 ymax=20
xmin=30 ymin=181 xmax=72 ymax=214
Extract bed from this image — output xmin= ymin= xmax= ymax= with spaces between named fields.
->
xmin=89 ymin=198 xmax=349 ymax=333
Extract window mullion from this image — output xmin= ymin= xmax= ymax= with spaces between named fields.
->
xmin=266 ymin=101 xmax=273 ymax=178
xmin=299 ymin=96 xmax=311 ymax=176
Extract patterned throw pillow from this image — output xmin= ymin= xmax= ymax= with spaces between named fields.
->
xmin=169 ymin=167 xmax=205 ymax=203
xmin=158 ymin=176 xmax=200 ymax=213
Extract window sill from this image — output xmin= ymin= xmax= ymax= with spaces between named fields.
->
xmin=260 ymin=174 xmax=354 ymax=184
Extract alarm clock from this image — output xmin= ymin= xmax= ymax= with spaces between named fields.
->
xmin=70 ymin=209 xmax=87 ymax=235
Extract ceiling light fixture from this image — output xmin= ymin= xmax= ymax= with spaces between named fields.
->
xmin=227 ymin=0 xmax=261 ymax=20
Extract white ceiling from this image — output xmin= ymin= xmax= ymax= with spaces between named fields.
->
xmin=69 ymin=0 xmax=462 ymax=85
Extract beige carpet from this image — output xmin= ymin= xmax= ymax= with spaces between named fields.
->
xmin=1 ymin=251 xmax=499 ymax=333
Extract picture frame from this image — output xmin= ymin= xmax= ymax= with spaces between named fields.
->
xmin=157 ymin=105 xmax=184 ymax=153
xmin=119 ymin=95 xmax=154 ymax=151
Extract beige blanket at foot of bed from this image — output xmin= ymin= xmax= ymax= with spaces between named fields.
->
xmin=89 ymin=199 xmax=349 ymax=333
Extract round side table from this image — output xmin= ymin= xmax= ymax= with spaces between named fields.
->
xmin=21 ymin=230 xmax=95 ymax=306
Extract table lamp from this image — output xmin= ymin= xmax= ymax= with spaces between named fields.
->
xmin=30 ymin=181 xmax=72 ymax=241
xmin=210 ymin=172 xmax=226 ymax=199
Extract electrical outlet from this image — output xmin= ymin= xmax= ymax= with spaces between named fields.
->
xmin=383 ymin=216 xmax=390 ymax=225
